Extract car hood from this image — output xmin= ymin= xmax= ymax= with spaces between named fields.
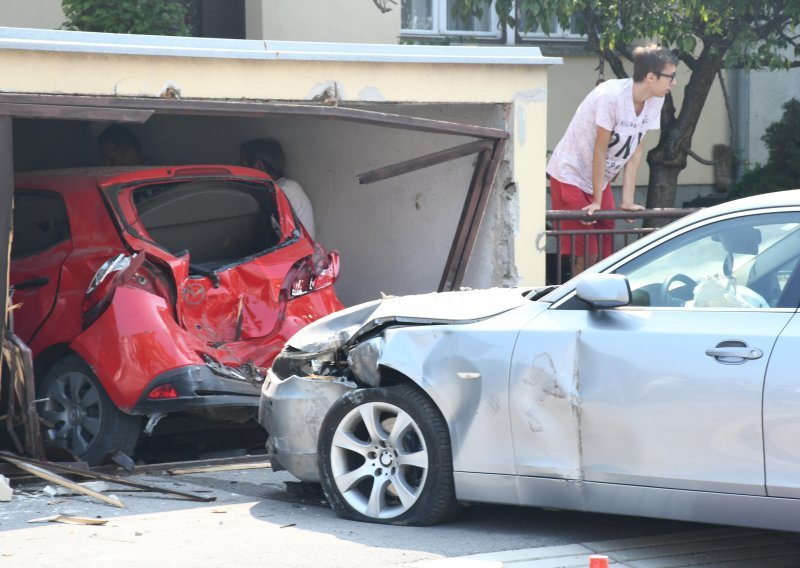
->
xmin=286 ymin=287 xmax=535 ymax=352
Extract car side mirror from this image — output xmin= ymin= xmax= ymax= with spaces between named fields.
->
xmin=575 ymin=273 xmax=632 ymax=309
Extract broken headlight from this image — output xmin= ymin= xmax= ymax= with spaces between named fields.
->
xmin=271 ymin=346 xmax=342 ymax=379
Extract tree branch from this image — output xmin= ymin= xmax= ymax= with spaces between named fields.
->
xmin=753 ymin=13 xmax=792 ymax=41
xmin=678 ymin=51 xmax=697 ymax=71
xmin=605 ymin=49 xmax=629 ymax=79
xmin=371 ymin=0 xmax=396 ymax=14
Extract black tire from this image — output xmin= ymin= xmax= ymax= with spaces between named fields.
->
xmin=37 ymin=355 xmax=141 ymax=465
xmin=317 ymin=383 xmax=461 ymax=526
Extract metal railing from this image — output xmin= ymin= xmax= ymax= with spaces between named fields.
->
xmin=544 ymin=208 xmax=696 ymax=284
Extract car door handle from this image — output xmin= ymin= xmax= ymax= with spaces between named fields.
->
xmin=705 ymin=345 xmax=763 ymax=361
xmin=12 ymin=276 xmax=50 ymax=291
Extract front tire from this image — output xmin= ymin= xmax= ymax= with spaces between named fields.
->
xmin=317 ymin=383 xmax=460 ymax=526
xmin=38 ymin=355 xmax=141 ymax=465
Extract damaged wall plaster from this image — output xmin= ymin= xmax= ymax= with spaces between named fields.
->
xmin=513 ymin=89 xmax=547 ymax=147
xmin=358 ymin=86 xmax=386 ymax=102
xmin=306 ymin=81 xmax=345 ymax=104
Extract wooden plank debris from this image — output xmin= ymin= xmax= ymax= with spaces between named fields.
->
xmin=1 ymin=454 xmax=125 ymax=508
xmin=167 ymin=461 xmax=269 ymax=475
xmin=122 ymin=453 xmax=270 ymax=475
xmin=0 ymin=451 xmax=215 ymax=503
xmin=28 ymin=515 xmax=108 ymax=525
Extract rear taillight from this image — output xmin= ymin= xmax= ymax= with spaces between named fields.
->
xmin=147 ymin=384 xmax=178 ymax=399
xmin=82 ymin=252 xmax=173 ymax=329
xmin=82 ymin=253 xmax=145 ymax=328
xmin=281 ymin=245 xmax=341 ymax=300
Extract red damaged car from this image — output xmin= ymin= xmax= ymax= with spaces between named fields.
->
xmin=11 ymin=166 xmax=343 ymax=464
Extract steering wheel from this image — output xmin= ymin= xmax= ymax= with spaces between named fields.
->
xmin=660 ymin=273 xmax=696 ymax=307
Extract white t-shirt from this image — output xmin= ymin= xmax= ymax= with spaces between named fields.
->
xmin=277 ymin=177 xmax=315 ymax=240
xmin=546 ymin=78 xmax=663 ymax=195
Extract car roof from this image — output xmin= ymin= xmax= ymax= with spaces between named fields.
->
xmin=694 ymin=189 xmax=800 ymax=217
xmin=15 ymin=165 xmax=271 ymax=190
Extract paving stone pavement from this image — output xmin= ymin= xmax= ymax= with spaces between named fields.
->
xmin=410 ymin=528 xmax=800 ymax=568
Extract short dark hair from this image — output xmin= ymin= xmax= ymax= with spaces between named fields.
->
xmin=632 ymin=45 xmax=678 ymax=82
xmin=97 ymin=124 xmax=141 ymax=153
xmin=239 ymin=138 xmax=285 ymax=179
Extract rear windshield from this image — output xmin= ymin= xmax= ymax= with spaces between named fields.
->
xmin=131 ymin=179 xmax=281 ymax=268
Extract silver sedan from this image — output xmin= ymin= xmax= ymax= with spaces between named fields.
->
xmin=258 ymin=190 xmax=800 ymax=529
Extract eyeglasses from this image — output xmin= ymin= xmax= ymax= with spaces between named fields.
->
xmin=656 ymin=71 xmax=678 ymax=83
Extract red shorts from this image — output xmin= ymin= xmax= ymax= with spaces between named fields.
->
xmin=550 ymin=177 xmax=615 ymax=258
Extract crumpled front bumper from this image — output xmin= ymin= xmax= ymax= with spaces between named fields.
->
xmin=258 ymin=369 xmax=355 ymax=482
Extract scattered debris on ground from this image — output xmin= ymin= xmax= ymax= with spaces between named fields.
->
xmin=0 ymin=451 xmax=217 ymax=507
xmin=28 ymin=514 xmax=109 ymax=525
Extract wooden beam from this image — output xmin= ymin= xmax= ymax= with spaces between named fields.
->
xmin=0 ymin=116 xmax=11 ymax=340
xmin=451 ymin=139 xmax=506 ymax=288
xmin=0 ymin=452 xmax=217 ymax=503
xmin=438 ymin=139 xmax=506 ymax=291
xmin=357 ymin=139 xmax=494 ymax=185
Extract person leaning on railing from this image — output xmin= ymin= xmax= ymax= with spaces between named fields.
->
xmin=546 ymin=44 xmax=679 ymax=274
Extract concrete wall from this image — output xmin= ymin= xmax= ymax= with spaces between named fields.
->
xmin=0 ymin=0 xmax=64 ymax=29
xmin=248 ymin=0 xmax=400 ymax=44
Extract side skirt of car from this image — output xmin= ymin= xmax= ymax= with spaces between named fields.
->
xmin=454 ymin=472 xmax=798 ymax=532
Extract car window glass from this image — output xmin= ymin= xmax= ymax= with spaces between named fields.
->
xmin=12 ymin=191 xmax=70 ymax=259
xmin=613 ymin=212 xmax=800 ymax=309
xmin=132 ymin=179 xmax=282 ymax=269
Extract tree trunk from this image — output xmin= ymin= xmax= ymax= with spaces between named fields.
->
xmin=645 ymin=162 xmax=683 ymax=227
xmin=644 ymin=42 xmax=727 ymax=214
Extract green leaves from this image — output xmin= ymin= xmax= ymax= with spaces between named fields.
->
xmin=458 ymin=0 xmax=800 ymax=73
xmin=61 ymin=0 xmax=192 ymax=36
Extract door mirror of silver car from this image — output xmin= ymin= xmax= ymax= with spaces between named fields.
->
xmin=575 ymin=273 xmax=631 ymax=308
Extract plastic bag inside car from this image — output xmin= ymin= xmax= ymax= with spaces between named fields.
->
xmin=690 ymin=273 xmax=769 ymax=308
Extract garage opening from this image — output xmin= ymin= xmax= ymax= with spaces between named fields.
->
xmin=5 ymin=96 xmax=509 ymax=303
